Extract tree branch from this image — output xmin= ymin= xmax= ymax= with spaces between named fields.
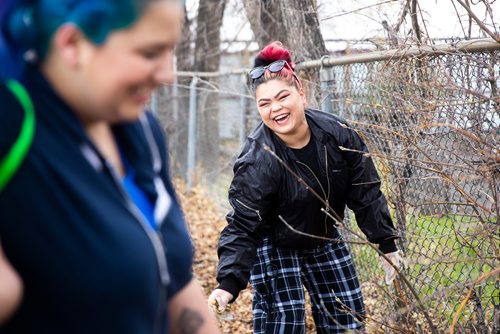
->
xmin=455 ymin=0 xmax=500 ymax=42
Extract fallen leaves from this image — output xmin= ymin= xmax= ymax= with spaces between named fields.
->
xmin=176 ymin=182 xmax=254 ymax=333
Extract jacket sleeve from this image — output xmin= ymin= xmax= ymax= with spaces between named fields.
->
xmin=216 ymin=146 xmax=278 ymax=300
xmin=341 ymin=124 xmax=398 ymax=253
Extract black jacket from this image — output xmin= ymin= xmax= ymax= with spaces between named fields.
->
xmin=216 ymin=108 xmax=398 ymax=299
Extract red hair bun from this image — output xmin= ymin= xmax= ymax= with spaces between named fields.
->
xmin=253 ymin=41 xmax=295 ymax=71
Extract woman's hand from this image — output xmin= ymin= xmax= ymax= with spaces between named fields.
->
xmin=0 ymin=243 xmax=23 ymax=324
xmin=379 ymin=251 xmax=402 ymax=285
xmin=208 ymin=288 xmax=233 ymax=311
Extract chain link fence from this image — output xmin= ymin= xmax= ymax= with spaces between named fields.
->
xmin=315 ymin=39 xmax=499 ymax=333
xmin=155 ymin=39 xmax=499 ymax=333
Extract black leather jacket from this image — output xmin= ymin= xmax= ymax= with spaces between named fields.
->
xmin=216 ymin=108 xmax=398 ymax=298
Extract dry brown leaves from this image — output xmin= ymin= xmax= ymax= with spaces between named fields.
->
xmin=176 ymin=182 xmax=254 ymax=333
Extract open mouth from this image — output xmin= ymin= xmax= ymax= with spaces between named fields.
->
xmin=132 ymin=87 xmax=152 ymax=104
xmin=273 ymin=113 xmax=290 ymax=125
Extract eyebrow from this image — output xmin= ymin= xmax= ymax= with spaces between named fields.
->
xmin=138 ymin=43 xmax=170 ymax=52
xmin=257 ymin=89 xmax=289 ymax=103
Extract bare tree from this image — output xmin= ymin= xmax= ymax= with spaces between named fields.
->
xmin=166 ymin=1 xmax=226 ymax=180
xmin=162 ymin=6 xmax=194 ymax=178
xmin=241 ymin=0 xmax=288 ymax=48
xmin=194 ymin=0 xmax=227 ymax=176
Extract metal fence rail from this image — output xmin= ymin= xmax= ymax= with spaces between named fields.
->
xmin=156 ymin=39 xmax=499 ymax=333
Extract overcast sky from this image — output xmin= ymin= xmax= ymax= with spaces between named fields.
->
xmin=186 ymin=0 xmax=499 ymax=51
xmin=318 ymin=0 xmax=499 ymax=39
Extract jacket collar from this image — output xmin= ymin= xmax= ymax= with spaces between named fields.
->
xmin=25 ymin=65 xmax=91 ymax=146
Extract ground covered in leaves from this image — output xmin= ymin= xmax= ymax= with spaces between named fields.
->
xmin=177 ymin=184 xmax=407 ymax=333
xmin=176 ymin=184 xmax=254 ymax=333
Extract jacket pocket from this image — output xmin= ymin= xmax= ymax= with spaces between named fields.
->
xmin=330 ymin=161 xmax=349 ymax=193
xmin=250 ymin=238 xmax=275 ymax=296
xmin=234 ymin=198 xmax=263 ymax=221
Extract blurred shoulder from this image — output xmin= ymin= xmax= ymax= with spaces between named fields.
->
xmin=306 ymin=108 xmax=347 ymax=127
xmin=306 ymin=108 xmax=358 ymax=144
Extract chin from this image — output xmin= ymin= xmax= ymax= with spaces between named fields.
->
xmin=275 ymin=123 xmax=294 ymax=133
xmin=112 ymin=107 xmax=145 ymax=124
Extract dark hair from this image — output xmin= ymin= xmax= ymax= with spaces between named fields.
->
xmin=251 ymin=41 xmax=301 ymax=92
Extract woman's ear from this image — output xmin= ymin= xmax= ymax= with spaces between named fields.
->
xmin=51 ymin=24 xmax=88 ymax=69
xmin=300 ymin=87 xmax=307 ymax=106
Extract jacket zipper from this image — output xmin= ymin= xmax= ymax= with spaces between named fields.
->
xmin=80 ymin=116 xmax=169 ymax=333
xmin=323 ymin=145 xmax=331 ymax=213
xmin=235 ymin=198 xmax=263 ymax=221
xmin=296 ymin=161 xmax=329 ymax=203
xmin=140 ymin=114 xmax=169 ymax=227
xmin=108 ymin=115 xmax=171 ymax=334
xmin=295 ymin=145 xmax=331 ymax=231
xmin=136 ymin=115 xmax=173 ymax=334
xmin=323 ymin=145 xmax=332 ymax=231
xmin=107 ymin=163 xmax=169 ymax=334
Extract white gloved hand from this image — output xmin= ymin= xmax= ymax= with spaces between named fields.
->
xmin=380 ymin=251 xmax=401 ymax=285
xmin=208 ymin=288 xmax=233 ymax=312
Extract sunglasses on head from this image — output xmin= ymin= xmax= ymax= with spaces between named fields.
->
xmin=248 ymin=60 xmax=294 ymax=82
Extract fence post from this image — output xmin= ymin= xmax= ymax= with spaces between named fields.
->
xmin=239 ymin=78 xmax=247 ymax=146
xmin=187 ymin=77 xmax=198 ymax=192
xmin=172 ymin=79 xmax=179 ymax=124
xmin=151 ymin=89 xmax=159 ymax=115
xmin=320 ymin=67 xmax=334 ymax=114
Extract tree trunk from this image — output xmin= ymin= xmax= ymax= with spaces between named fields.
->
xmin=194 ymin=0 xmax=226 ymax=180
xmin=164 ymin=6 xmax=193 ymax=178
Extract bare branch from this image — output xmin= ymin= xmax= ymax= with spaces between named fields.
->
xmin=455 ymin=0 xmax=500 ymax=41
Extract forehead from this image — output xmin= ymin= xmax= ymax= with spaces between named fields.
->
xmin=110 ymin=1 xmax=183 ymax=45
xmin=255 ymin=78 xmax=297 ymax=99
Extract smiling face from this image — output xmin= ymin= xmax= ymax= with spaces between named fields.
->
xmin=44 ymin=0 xmax=183 ymax=124
xmin=255 ymin=78 xmax=309 ymax=147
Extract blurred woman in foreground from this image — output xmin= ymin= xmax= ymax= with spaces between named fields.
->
xmin=0 ymin=1 xmax=220 ymax=333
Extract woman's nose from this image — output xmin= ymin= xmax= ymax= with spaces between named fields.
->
xmin=270 ymin=102 xmax=282 ymax=112
xmin=154 ymin=52 xmax=175 ymax=85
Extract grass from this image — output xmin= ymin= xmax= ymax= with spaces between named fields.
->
xmin=346 ymin=212 xmax=499 ymax=330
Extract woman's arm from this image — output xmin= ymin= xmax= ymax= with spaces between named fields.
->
xmin=0 ymin=243 xmax=23 ymax=324
xmin=215 ymin=157 xmax=276 ymax=301
xmin=168 ymin=278 xmax=221 ymax=334
xmin=341 ymin=125 xmax=398 ymax=250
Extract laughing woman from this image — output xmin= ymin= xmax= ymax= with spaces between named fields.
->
xmin=209 ymin=41 xmax=401 ymax=333
xmin=0 ymin=1 xmax=219 ymax=333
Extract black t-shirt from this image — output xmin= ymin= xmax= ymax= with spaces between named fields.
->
xmin=289 ymin=131 xmax=397 ymax=253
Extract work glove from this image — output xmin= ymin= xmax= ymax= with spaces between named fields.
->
xmin=208 ymin=288 xmax=233 ymax=312
xmin=379 ymin=251 xmax=401 ymax=285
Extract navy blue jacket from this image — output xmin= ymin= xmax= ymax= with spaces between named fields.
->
xmin=0 ymin=68 xmax=193 ymax=333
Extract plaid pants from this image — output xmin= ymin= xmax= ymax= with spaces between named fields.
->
xmin=250 ymin=234 xmax=365 ymax=334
